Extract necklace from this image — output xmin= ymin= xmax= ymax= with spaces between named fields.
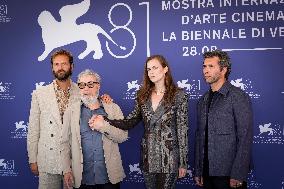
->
xmin=154 ymin=89 xmax=165 ymax=96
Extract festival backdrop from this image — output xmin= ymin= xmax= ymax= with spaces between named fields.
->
xmin=0 ymin=0 xmax=283 ymax=188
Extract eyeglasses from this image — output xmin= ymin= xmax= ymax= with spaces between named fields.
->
xmin=78 ymin=81 xmax=99 ymax=89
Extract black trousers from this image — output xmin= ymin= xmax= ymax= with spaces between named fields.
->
xmin=203 ymin=176 xmax=247 ymax=189
xmin=143 ymin=172 xmax=177 ymax=189
xmin=76 ymin=182 xmax=120 ymax=189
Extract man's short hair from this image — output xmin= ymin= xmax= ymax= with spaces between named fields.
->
xmin=50 ymin=49 xmax=73 ymax=65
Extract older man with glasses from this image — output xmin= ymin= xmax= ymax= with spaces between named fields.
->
xmin=63 ymin=69 xmax=128 ymax=189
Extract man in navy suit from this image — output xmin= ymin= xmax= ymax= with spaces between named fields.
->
xmin=194 ymin=50 xmax=253 ymax=189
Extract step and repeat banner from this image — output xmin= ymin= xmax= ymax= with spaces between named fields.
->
xmin=0 ymin=0 xmax=283 ymax=188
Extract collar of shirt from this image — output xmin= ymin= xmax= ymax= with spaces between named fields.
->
xmin=216 ymin=81 xmax=230 ymax=96
xmin=53 ymin=79 xmax=71 ymax=93
xmin=208 ymin=81 xmax=230 ymax=97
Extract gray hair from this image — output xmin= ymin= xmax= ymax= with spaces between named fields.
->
xmin=77 ymin=69 xmax=101 ymax=83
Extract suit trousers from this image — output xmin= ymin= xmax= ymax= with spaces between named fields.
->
xmin=203 ymin=176 xmax=247 ymax=189
xmin=143 ymin=172 xmax=177 ymax=189
xmin=38 ymin=172 xmax=64 ymax=189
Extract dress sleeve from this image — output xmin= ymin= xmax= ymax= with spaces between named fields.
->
xmin=98 ymin=103 xmax=128 ymax=143
xmin=176 ymin=91 xmax=189 ymax=169
xmin=105 ymin=98 xmax=142 ymax=130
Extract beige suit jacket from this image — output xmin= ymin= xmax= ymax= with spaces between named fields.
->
xmin=65 ymin=100 xmax=128 ymax=188
xmin=27 ymin=81 xmax=80 ymax=174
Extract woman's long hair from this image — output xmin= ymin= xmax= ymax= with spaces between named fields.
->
xmin=137 ymin=55 xmax=179 ymax=105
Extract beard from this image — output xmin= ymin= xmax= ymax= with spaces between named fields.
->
xmin=53 ymin=69 xmax=72 ymax=81
xmin=80 ymin=91 xmax=99 ymax=107
xmin=206 ymin=76 xmax=218 ymax=84
xmin=205 ymin=73 xmax=222 ymax=84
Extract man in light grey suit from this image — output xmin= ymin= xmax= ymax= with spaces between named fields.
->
xmin=194 ymin=50 xmax=253 ymax=189
xmin=27 ymin=49 xmax=79 ymax=189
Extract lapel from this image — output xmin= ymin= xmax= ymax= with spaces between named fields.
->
xmin=65 ymin=82 xmax=81 ymax=145
xmin=68 ymin=82 xmax=80 ymax=107
xmin=74 ymin=101 xmax=82 ymax=145
xmin=47 ymin=83 xmax=62 ymax=126
xmin=203 ymin=91 xmax=210 ymax=110
xmin=147 ymin=98 xmax=172 ymax=126
xmin=50 ymin=81 xmax=80 ymax=126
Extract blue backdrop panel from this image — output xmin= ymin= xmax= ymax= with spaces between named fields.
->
xmin=0 ymin=0 xmax=283 ymax=188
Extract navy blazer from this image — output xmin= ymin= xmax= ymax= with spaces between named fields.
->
xmin=194 ymin=82 xmax=253 ymax=181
